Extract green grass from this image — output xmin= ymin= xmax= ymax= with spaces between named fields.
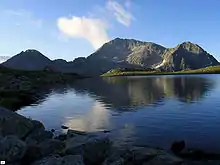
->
xmin=101 ymin=66 xmax=220 ymax=77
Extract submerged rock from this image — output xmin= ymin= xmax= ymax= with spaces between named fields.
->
xmin=0 ymin=135 xmax=26 ymax=163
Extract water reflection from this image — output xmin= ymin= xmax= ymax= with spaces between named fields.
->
xmin=63 ymin=101 xmax=110 ymax=132
xmin=72 ymin=76 xmax=215 ymax=109
xmin=18 ymin=75 xmax=220 ymax=152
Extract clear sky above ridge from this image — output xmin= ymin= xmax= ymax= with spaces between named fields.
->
xmin=0 ymin=0 xmax=220 ymax=61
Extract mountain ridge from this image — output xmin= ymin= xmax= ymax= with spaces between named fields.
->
xmin=2 ymin=38 xmax=220 ymax=75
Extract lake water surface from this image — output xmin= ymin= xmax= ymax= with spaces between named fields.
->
xmin=18 ymin=75 xmax=220 ymax=152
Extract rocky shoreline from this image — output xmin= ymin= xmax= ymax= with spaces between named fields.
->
xmin=1 ymin=107 xmax=220 ymax=165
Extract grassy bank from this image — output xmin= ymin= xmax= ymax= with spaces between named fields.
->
xmin=0 ymin=66 xmax=82 ymax=110
xmin=101 ymin=66 xmax=220 ymax=77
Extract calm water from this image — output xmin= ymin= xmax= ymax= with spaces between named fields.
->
xmin=18 ymin=75 xmax=220 ymax=152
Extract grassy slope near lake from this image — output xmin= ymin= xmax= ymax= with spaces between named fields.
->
xmin=101 ymin=66 xmax=220 ymax=77
xmin=0 ymin=66 xmax=82 ymax=111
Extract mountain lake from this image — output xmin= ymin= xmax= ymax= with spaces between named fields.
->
xmin=17 ymin=75 xmax=220 ymax=152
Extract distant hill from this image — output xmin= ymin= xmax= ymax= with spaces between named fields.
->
xmin=2 ymin=38 xmax=220 ymax=76
xmin=2 ymin=50 xmax=52 ymax=70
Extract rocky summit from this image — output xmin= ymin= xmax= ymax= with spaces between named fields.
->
xmin=2 ymin=38 xmax=220 ymax=76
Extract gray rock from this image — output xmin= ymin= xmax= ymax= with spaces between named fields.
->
xmin=0 ymin=135 xmax=26 ymax=163
xmin=24 ymin=119 xmax=53 ymax=145
xmin=22 ymin=144 xmax=43 ymax=164
xmin=0 ymin=107 xmax=35 ymax=138
xmin=67 ymin=129 xmax=88 ymax=138
xmin=55 ymin=134 xmax=67 ymax=141
xmin=39 ymin=139 xmax=65 ymax=156
xmin=143 ymin=152 xmax=184 ymax=165
xmin=25 ymin=130 xmax=53 ymax=145
xmin=32 ymin=155 xmax=84 ymax=165
xmin=22 ymin=139 xmax=65 ymax=164
xmin=31 ymin=120 xmax=45 ymax=132
xmin=66 ymin=136 xmax=112 ymax=165
xmin=103 ymin=146 xmax=161 ymax=165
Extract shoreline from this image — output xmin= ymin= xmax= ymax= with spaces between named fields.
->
xmin=101 ymin=66 xmax=220 ymax=77
xmin=101 ymin=71 xmax=220 ymax=77
xmin=1 ymin=107 xmax=220 ymax=165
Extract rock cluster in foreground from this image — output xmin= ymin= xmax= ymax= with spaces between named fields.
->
xmin=0 ymin=107 xmax=218 ymax=165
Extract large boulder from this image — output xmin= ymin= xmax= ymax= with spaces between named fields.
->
xmin=25 ymin=130 xmax=53 ymax=146
xmin=0 ymin=107 xmax=35 ymax=138
xmin=39 ymin=139 xmax=65 ymax=156
xmin=0 ymin=135 xmax=26 ymax=163
xmin=32 ymin=155 xmax=84 ymax=165
xmin=22 ymin=139 xmax=65 ymax=164
xmin=65 ymin=131 xmax=112 ymax=165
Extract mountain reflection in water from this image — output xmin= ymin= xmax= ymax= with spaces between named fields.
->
xmin=18 ymin=75 xmax=220 ymax=152
xmin=72 ymin=75 xmax=214 ymax=108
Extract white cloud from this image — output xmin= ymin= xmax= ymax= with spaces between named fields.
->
xmin=3 ymin=9 xmax=43 ymax=28
xmin=57 ymin=16 xmax=110 ymax=49
xmin=107 ymin=0 xmax=134 ymax=27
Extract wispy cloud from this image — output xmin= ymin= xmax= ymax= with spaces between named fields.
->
xmin=107 ymin=0 xmax=134 ymax=27
xmin=57 ymin=16 xmax=110 ymax=49
xmin=3 ymin=9 xmax=43 ymax=28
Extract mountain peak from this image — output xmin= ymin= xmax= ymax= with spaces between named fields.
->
xmin=23 ymin=49 xmax=42 ymax=54
xmin=2 ymin=49 xmax=52 ymax=70
xmin=177 ymin=41 xmax=205 ymax=54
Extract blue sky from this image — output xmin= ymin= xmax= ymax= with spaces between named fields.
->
xmin=0 ymin=0 xmax=220 ymax=61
